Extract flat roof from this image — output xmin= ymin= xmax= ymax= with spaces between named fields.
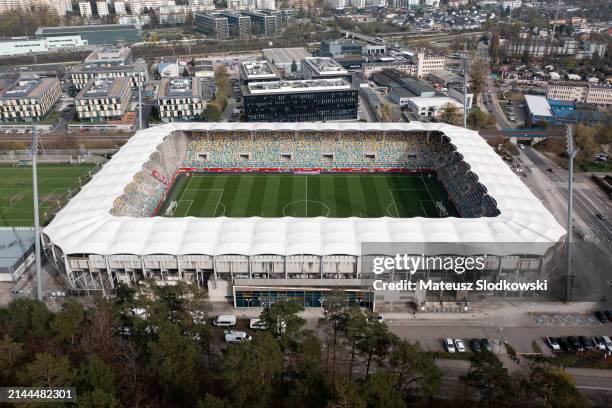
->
xmin=77 ymin=77 xmax=130 ymax=99
xmin=263 ymin=47 xmax=310 ymax=65
xmin=240 ymin=61 xmax=280 ymax=79
xmin=156 ymin=78 xmax=203 ymax=99
xmin=85 ymin=46 xmax=131 ymax=64
xmin=0 ymin=228 xmax=35 ymax=269
xmin=36 ymin=24 xmax=139 ymax=35
xmin=525 ymin=95 xmax=553 ymax=117
xmin=302 ymin=57 xmax=348 ymax=75
xmin=42 ymin=122 xmax=565 ymax=257
xmin=245 ymin=78 xmax=352 ymax=95
xmin=407 ymin=96 xmax=463 ymax=108
xmin=0 ymin=78 xmax=57 ymax=99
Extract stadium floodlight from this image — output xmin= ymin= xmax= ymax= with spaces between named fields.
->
xmin=31 ymin=125 xmax=43 ymax=301
xmin=463 ymin=39 xmax=468 ymax=129
xmin=565 ymin=125 xmax=577 ymax=302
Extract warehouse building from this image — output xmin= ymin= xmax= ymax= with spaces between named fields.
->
xmin=75 ymin=78 xmax=132 ymax=123
xmin=156 ymin=78 xmax=209 ymax=123
xmin=242 ymin=78 xmax=358 ymax=122
xmin=35 ymin=24 xmax=141 ymax=45
xmin=0 ymin=77 xmax=61 ymax=123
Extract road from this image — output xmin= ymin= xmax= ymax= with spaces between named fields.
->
xmin=523 ymin=147 xmax=612 ymax=246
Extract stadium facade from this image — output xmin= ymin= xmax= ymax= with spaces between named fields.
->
xmin=42 ymin=123 xmax=565 ymax=308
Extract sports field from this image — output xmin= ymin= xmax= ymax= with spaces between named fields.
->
xmin=0 ymin=163 xmax=97 ymax=226
xmin=160 ymin=172 xmax=457 ymax=218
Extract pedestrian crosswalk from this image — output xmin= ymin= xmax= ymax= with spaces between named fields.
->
xmin=548 ymin=181 xmax=590 ymax=190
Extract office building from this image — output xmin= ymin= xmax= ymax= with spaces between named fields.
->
xmin=70 ymin=47 xmax=148 ymax=90
xmin=75 ymin=78 xmax=132 ymax=122
xmin=301 ymin=57 xmax=351 ymax=82
xmin=0 ymin=78 xmax=61 ymax=123
xmin=362 ymin=61 xmax=417 ymax=78
xmin=35 ymin=24 xmax=141 ymax=45
xmin=263 ymin=47 xmax=310 ymax=70
xmin=405 ymin=97 xmax=462 ymax=118
xmin=242 ymin=10 xmax=277 ymax=36
xmin=218 ymin=11 xmax=251 ymax=39
xmin=319 ymin=39 xmax=363 ymax=58
xmin=156 ymin=78 xmax=208 ymax=122
xmin=242 ymin=78 xmax=358 ymax=122
xmin=239 ymin=61 xmax=281 ymax=84
xmin=415 ymin=52 xmax=446 ymax=78
xmin=195 ymin=13 xmax=229 ymax=40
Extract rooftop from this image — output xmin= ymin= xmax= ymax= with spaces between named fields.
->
xmin=302 ymin=57 xmax=348 ymax=75
xmin=407 ymin=96 xmax=463 ymax=108
xmin=245 ymin=78 xmax=352 ymax=95
xmin=263 ymin=47 xmax=311 ymax=65
xmin=85 ymin=46 xmax=132 ymax=66
xmin=525 ymin=95 xmax=553 ymax=117
xmin=36 ymin=24 xmax=139 ymax=35
xmin=157 ymin=78 xmax=203 ymax=99
xmin=0 ymin=228 xmax=35 ymax=270
xmin=77 ymin=77 xmax=130 ymax=99
xmin=240 ymin=61 xmax=280 ymax=79
xmin=0 ymin=77 xmax=57 ymax=99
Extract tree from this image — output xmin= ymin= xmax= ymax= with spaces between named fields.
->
xmin=318 ymin=291 xmax=350 ymax=386
xmin=260 ymin=299 xmax=306 ymax=351
xmin=519 ymin=364 xmax=585 ymax=408
xmin=467 ymin=107 xmax=496 ymax=130
xmin=182 ymin=67 xmax=190 ymax=77
xmin=149 ymin=323 xmax=202 ymax=405
xmin=2 ymin=298 xmax=52 ymax=345
xmin=287 ymin=332 xmax=330 ymax=408
xmin=439 ymin=103 xmax=462 ymax=126
xmin=341 ymin=307 xmax=367 ymax=379
xmin=217 ymin=333 xmax=283 ymax=408
xmin=204 ymin=103 xmax=222 ymax=122
xmin=469 ymin=57 xmax=488 ymax=96
xmin=0 ymin=334 xmax=25 ymax=384
xmin=355 ymin=312 xmax=393 ymax=376
xmin=50 ymin=299 xmax=85 ymax=346
xmin=461 ymin=351 xmax=514 ymax=407
xmin=291 ymin=59 xmax=298 ymax=74
xmin=386 ymin=337 xmax=441 ymax=399
xmin=327 ymin=376 xmax=366 ymax=408
xmin=18 ymin=353 xmax=75 ymax=387
xmin=361 ymin=372 xmax=405 ymax=408
xmin=380 ymin=103 xmax=392 ymax=122
xmin=150 ymin=32 xmax=159 ymax=42
xmin=77 ymin=355 xmax=120 ymax=408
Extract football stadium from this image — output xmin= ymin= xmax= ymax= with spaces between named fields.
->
xmin=42 ymin=123 xmax=565 ymax=308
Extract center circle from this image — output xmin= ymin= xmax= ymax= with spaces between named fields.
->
xmin=282 ymin=200 xmax=331 ymax=217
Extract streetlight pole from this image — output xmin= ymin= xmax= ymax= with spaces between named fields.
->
xmin=138 ymin=82 xmax=143 ymax=130
xmin=31 ymin=125 xmax=43 ymax=301
xmin=565 ymin=125 xmax=577 ymax=302
xmin=463 ymin=38 xmax=468 ymax=129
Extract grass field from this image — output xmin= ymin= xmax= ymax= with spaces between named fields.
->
xmin=0 ymin=163 xmax=97 ymax=227
xmin=160 ymin=172 xmax=457 ymax=218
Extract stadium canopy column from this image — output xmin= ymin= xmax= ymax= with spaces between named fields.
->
xmin=105 ymin=257 xmax=115 ymax=290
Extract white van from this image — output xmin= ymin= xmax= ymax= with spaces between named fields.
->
xmin=213 ymin=314 xmax=237 ymax=327
xmin=224 ymin=330 xmax=252 ymax=343
xmin=249 ymin=318 xmax=267 ymax=330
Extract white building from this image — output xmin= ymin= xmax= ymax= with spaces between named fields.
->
xmin=324 ymin=0 xmax=346 ymax=9
xmin=406 ymin=96 xmax=462 ymax=118
xmin=0 ymin=0 xmax=30 ymax=13
xmin=0 ymin=78 xmax=61 ymax=122
xmin=156 ymin=77 xmax=209 ymax=122
xmin=415 ymin=52 xmax=446 ymax=78
xmin=96 ymin=1 xmax=109 ymax=16
xmin=114 ymin=1 xmax=127 ymax=15
xmin=79 ymin=1 xmax=92 ymax=17
xmin=350 ymin=0 xmax=365 ymax=8
xmin=256 ymin=0 xmax=275 ymax=9
xmin=0 ymin=36 xmax=88 ymax=57
xmin=501 ymin=0 xmax=522 ymax=9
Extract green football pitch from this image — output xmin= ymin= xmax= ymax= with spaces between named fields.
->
xmin=0 ymin=163 xmax=97 ymax=227
xmin=160 ymin=172 xmax=457 ymax=218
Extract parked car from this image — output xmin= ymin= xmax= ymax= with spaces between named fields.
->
xmin=605 ymin=311 xmax=612 ymax=322
xmin=602 ymin=336 xmax=612 ymax=351
xmin=558 ymin=337 xmax=571 ymax=352
xmin=480 ymin=338 xmax=492 ymax=352
xmin=547 ymin=337 xmax=560 ymax=351
xmin=579 ymin=336 xmax=593 ymax=351
xmin=568 ymin=336 xmax=582 ymax=351
xmin=224 ymin=330 xmax=252 ymax=343
xmin=593 ymin=337 xmax=606 ymax=351
xmin=595 ymin=311 xmax=607 ymax=323
xmin=445 ymin=338 xmax=456 ymax=353
xmin=470 ymin=338 xmax=482 ymax=353
xmin=454 ymin=339 xmax=466 ymax=352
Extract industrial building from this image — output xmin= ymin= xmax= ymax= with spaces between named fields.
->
xmin=525 ymin=95 xmax=609 ymax=126
xmin=0 ymin=78 xmax=61 ymax=123
xmin=405 ymin=97 xmax=463 ymax=118
xmin=35 ymin=24 xmax=141 ymax=45
xmin=242 ymin=78 xmax=358 ymax=122
xmin=156 ymin=78 xmax=209 ymax=122
xmin=75 ymin=77 xmax=132 ymax=123
xmin=239 ymin=61 xmax=281 ymax=84
xmin=0 ymin=36 xmax=88 ymax=57
xmin=546 ymin=81 xmax=612 ymax=106
xmin=70 ymin=47 xmax=148 ymax=90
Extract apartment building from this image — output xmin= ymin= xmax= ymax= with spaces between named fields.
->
xmin=75 ymin=78 xmax=132 ymax=122
xmin=79 ymin=1 xmax=92 ymax=17
xmin=70 ymin=47 xmax=148 ymax=90
xmin=0 ymin=78 xmax=61 ymax=123
xmin=156 ymin=78 xmax=208 ymax=122
xmin=546 ymin=82 xmax=612 ymax=106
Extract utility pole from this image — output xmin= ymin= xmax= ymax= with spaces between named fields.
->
xmin=565 ymin=126 xmax=577 ymax=302
xmin=138 ymin=82 xmax=143 ymax=130
xmin=31 ymin=125 xmax=43 ymax=301
xmin=463 ymin=38 xmax=468 ymax=129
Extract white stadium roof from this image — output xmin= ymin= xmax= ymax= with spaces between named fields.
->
xmin=43 ymin=122 xmax=565 ymax=257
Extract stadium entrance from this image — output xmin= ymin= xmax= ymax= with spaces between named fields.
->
xmin=234 ymin=287 xmax=374 ymax=309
